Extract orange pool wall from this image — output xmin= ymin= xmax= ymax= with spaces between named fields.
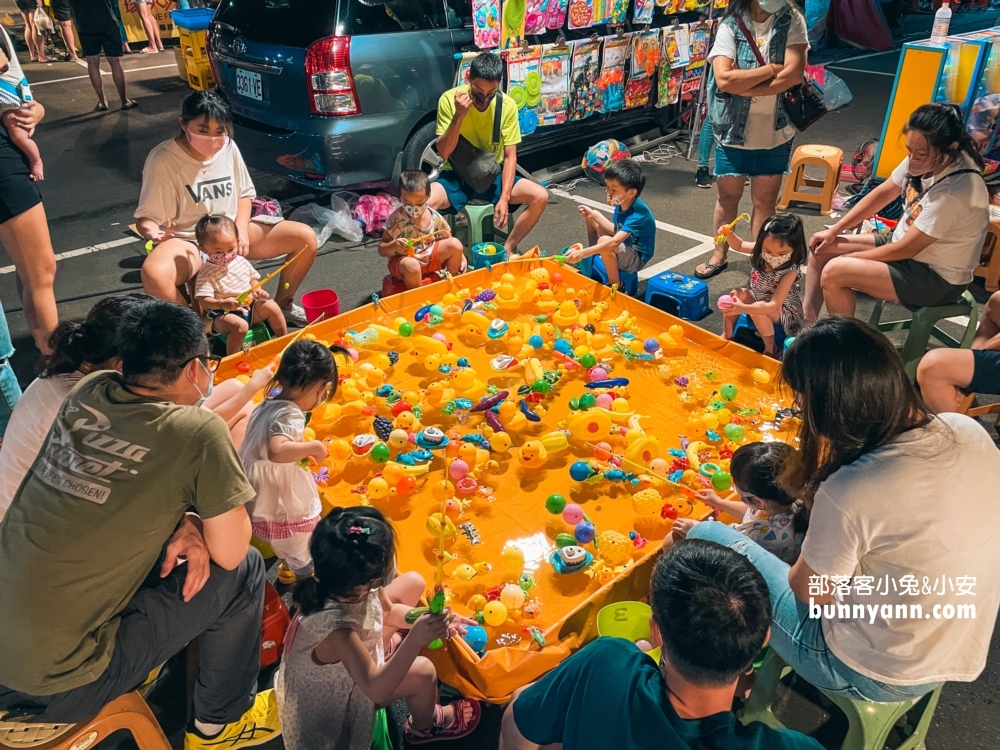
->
xmin=215 ymin=259 xmax=794 ymax=704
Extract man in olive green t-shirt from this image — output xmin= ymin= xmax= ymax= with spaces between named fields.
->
xmin=0 ymin=301 xmax=279 ymax=750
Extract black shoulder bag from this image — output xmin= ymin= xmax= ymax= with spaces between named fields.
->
xmin=447 ymin=92 xmax=504 ymax=194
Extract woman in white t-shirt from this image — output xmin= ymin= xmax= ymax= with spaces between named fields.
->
xmin=695 ymin=0 xmax=809 ymax=279
xmin=806 ymin=103 xmax=989 ymax=321
xmin=690 ymin=317 xmax=1000 ymax=701
xmin=136 ymin=91 xmax=317 ymax=326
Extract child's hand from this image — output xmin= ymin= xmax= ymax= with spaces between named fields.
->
xmin=447 ymin=614 xmax=478 ymax=638
xmin=219 ymin=297 xmax=241 ymax=311
xmin=247 ymin=364 xmax=275 ymax=392
xmin=410 ymin=609 xmax=451 ymax=647
xmin=253 ymin=289 xmax=269 ymax=300
xmin=578 ymin=205 xmax=595 ymax=221
xmin=308 ymin=440 xmax=329 ymax=462
xmin=564 ymin=245 xmax=587 ymax=264
xmin=394 ymin=238 xmax=410 ymax=254
xmin=671 ymin=517 xmax=699 ymax=541
xmin=434 ymin=229 xmax=450 ymax=241
xmin=696 ymin=489 xmax=724 ymax=508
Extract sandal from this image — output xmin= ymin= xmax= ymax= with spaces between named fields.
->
xmin=94 ymin=101 xmax=109 ymax=112
xmin=694 ymin=261 xmax=729 ymax=279
xmin=404 ymin=699 xmax=481 ymax=744
xmin=122 ymin=99 xmax=139 ymax=110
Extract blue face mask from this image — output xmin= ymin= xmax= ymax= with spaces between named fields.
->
xmin=757 ymin=0 xmax=786 ymax=14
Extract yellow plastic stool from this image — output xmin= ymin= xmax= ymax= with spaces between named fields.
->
xmin=595 ymin=601 xmax=661 ymax=663
xmin=778 ymin=144 xmax=843 ymax=215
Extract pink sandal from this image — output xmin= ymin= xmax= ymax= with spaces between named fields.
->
xmin=404 ymin=699 xmax=481 ymax=744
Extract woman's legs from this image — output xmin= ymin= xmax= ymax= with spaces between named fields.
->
xmin=916 ymin=348 xmax=975 ymax=413
xmin=0 ymin=203 xmax=57 ymax=353
xmin=749 ymin=174 xmax=783 ymax=240
xmin=0 ymin=297 xmax=22 ymax=437
xmin=136 ymin=3 xmax=163 ymax=51
xmin=246 ymin=221 xmax=318 ymax=310
xmin=201 ymin=377 xmax=253 ymax=450
xmin=698 ymin=174 xmax=745 ymax=275
xmin=820 ymin=256 xmax=898 ymax=318
xmin=973 ymin=290 xmax=1000 ymax=349
xmin=141 ymin=238 xmax=202 ymax=305
xmin=20 ymin=11 xmax=44 ymax=62
xmin=803 ymin=235 xmax=877 ymax=323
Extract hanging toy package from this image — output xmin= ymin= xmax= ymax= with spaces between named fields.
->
xmin=539 ymin=42 xmax=573 ymax=127
xmin=596 ymin=33 xmax=629 ymax=113
xmin=569 ymin=39 xmax=602 ymax=121
xmin=473 ymin=0 xmax=501 ymax=49
xmin=624 ymin=30 xmax=659 ymax=109
xmin=634 ymin=0 xmax=654 ymax=25
xmin=592 ymin=0 xmax=610 ymax=25
xmin=567 ymin=0 xmax=594 ymax=30
xmin=501 ymin=0 xmax=527 ymax=48
xmin=546 ymin=0 xmax=568 ymax=28
xmin=663 ymin=23 xmax=690 ymax=69
xmin=454 ymin=51 xmax=480 ymax=86
xmin=687 ymin=20 xmax=709 ymax=64
xmin=507 ymin=45 xmax=543 ymax=136
xmin=525 ymin=0 xmax=549 ymax=34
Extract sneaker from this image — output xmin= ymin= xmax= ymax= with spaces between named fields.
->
xmin=282 ymin=302 xmax=307 ymax=328
xmin=184 ymin=690 xmax=281 ymax=750
xmin=695 ymin=166 xmax=712 ymax=189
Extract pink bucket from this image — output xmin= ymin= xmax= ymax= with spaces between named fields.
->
xmin=300 ymin=289 xmax=340 ymax=323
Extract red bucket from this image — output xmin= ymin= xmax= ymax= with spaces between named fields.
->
xmin=300 ymin=289 xmax=339 ymax=323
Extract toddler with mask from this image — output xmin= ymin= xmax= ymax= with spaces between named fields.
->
xmin=193 ymin=214 xmax=288 ymax=354
xmin=379 ymin=169 xmax=465 ymax=290
xmin=719 ymin=212 xmax=806 ymax=357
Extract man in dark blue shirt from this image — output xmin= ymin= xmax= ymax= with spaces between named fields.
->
xmin=501 ymin=540 xmax=823 ymax=750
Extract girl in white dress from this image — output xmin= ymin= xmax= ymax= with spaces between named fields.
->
xmin=277 ymin=506 xmax=482 ymax=749
xmin=241 ymin=339 xmax=343 ymax=582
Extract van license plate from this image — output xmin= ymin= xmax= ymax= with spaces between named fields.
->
xmin=235 ymin=68 xmax=262 ymax=101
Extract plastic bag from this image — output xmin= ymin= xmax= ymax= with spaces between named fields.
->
xmin=806 ymin=66 xmax=852 ymax=112
xmin=352 ymin=193 xmax=400 ymax=235
xmin=288 ymin=200 xmax=363 ymax=246
xmin=34 ymin=8 xmax=54 ymax=34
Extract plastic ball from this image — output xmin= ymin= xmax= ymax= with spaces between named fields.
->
xmin=468 ymin=594 xmax=487 ymax=613
xmin=715 ymin=407 xmax=733 ymax=425
xmin=712 ymin=471 xmax=733 ymax=492
xmin=720 ymin=384 xmax=738 ymax=402
xmin=464 ymin=625 xmax=488 ymax=653
xmin=611 ymin=397 xmax=629 ymax=413
xmin=717 ymin=294 xmax=736 ymax=311
xmin=329 ymin=439 xmax=352 ymax=462
xmin=237 ymin=361 xmax=251 ymax=373
xmin=388 ymin=429 xmax=410 ymax=450
xmin=579 ymin=393 xmax=597 ymax=410
xmin=643 ymin=338 xmax=660 ymax=354
xmin=686 ymin=414 xmax=707 ymax=438
xmin=545 ymin=493 xmax=567 ymax=514
xmin=636 ymin=639 xmax=653 ymax=652
xmin=449 ymin=459 xmax=470 ymax=480
xmin=367 ymin=477 xmax=389 ymax=500
xmin=500 ymin=583 xmax=526 ymax=610
xmin=555 ymin=532 xmax=576 ymax=548
xmin=599 ymin=530 xmax=632 ymax=565
xmin=444 ymin=498 xmax=462 ymax=519
xmin=593 ymin=441 xmax=613 ymax=461
xmin=588 ymin=367 xmax=609 ymax=382
xmin=574 ymin=521 xmax=596 ymax=544
xmin=562 ymin=503 xmax=584 ymax=525
xmin=579 ymin=353 xmax=597 ymax=369
xmin=751 ymin=368 xmax=771 ymax=385
xmin=528 ymin=334 xmax=544 ymax=348
xmin=723 ymin=423 xmax=746 ymax=443
xmin=531 ymin=379 xmax=551 ymax=395
xmin=483 ymin=601 xmax=508 ymax=627
xmin=649 ymin=458 xmax=670 ymax=478
xmin=431 ymin=479 xmax=456 ymax=501
xmin=550 ymin=271 xmax=563 ymax=284
xmin=396 ymin=476 xmax=417 ymax=496
xmin=501 ymin=544 xmax=524 ymax=570
xmin=632 ymin=488 xmax=662 ymax=516
xmin=398 ymin=322 xmax=414 ymax=337
xmin=701 ymin=412 xmax=720 ymax=431
xmin=490 ymin=431 xmax=512 ymax=452
xmin=595 ymin=393 xmax=614 ymax=409
xmin=570 ymin=461 xmax=593 ymax=481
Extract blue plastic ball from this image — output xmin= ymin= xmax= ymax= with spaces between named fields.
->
xmin=643 ymin=338 xmax=660 ymax=354
xmin=574 ymin=521 xmax=596 ymax=544
xmin=463 ymin=625 xmax=488 ymax=653
xmin=457 ymin=357 xmax=470 ymax=368
xmin=554 ymin=339 xmax=573 ymax=354
xmin=569 ymin=461 xmax=592 ymax=481
xmin=528 ymin=334 xmax=544 ymax=349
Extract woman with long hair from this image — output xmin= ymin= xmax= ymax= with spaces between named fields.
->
xmin=694 ymin=0 xmax=809 ymax=280
xmin=806 ymin=103 xmax=989 ymax=320
xmin=688 ymin=317 xmax=1000 ymax=701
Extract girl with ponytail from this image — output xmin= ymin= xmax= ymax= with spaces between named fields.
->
xmin=805 ymin=102 xmax=990 ymax=321
xmin=278 ymin=506 xmax=482 ymax=748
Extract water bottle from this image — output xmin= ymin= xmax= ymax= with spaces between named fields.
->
xmin=931 ymin=1 xmax=952 ymax=44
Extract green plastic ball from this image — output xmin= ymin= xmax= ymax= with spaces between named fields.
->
xmin=708 ymin=400 xmax=726 ymax=412
xmin=545 ymin=493 xmax=567 ymax=514
xmin=579 ymin=353 xmax=597 ymax=369
xmin=370 ymin=443 xmax=391 ymax=464
xmin=712 ymin=470 xmax=733 ymax=492
xmin=578 ymin=393 xmax=597 ymax=410
xmin=398 ymin=322 xmax=414 ymax=337
xmin=723 ymin=423 xmax=746 ymax=443
xmin=555 ymin=533 xmax=577 ymax=548
xmin=568 ymin=397 xmax=580 ymax=411
xmin=531 ymin=379 xmax=551 ymax=395
xmin=720 ymin=383 xmax=738 ymax=402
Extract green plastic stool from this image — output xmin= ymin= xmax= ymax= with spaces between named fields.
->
xmin=452 ymin=200 xmax=515 ymax=251
xmin=868 ymin=290 xmax=978 ymax=381
xmin=740 ymin=648 xmax=943 ymax=750
xmin=211 ymin=322 xmax=272 ymax=356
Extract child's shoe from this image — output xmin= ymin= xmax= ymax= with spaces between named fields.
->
xmin=404 ymin=699 xmax=481 ymax=744
xmin=183 ymin=689 xmax=281 ymax=750
xmin=276 ymin=563 xmax=297 ymax=585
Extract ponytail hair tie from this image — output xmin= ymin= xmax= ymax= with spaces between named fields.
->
xmin=349 ymin=526 xmax=371 ymax=536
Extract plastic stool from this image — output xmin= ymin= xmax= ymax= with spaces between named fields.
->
xmin=211 ymin=322 xmax=271 ymax=356
xmin=959 ymin=391 xmax=1000 ymax=428
xmin=0 ymin=692 xmax=171 ymax=750
xmin=731 ymin=313 xmax=785 ymax=353
xmin=447 ymin=200 xmax=515 ymax=250
xmin=381 ymin=273 xmax=437 ymax=298
xmin=868 ymin=290 xmax=978 ymax=381
xmin=974 ymin=215 xmax=1000 ymax=292
xmin=777 ymin=144 xmax=843 ymax=215
xmin=740 ymin=649 xmax=943 ymax=750
xmin=590 ymin=255 xmax=639 ymax=296
xmin=644 ymin=272 xmax=710 ymax=320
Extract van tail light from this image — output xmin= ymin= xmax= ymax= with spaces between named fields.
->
xmin=305 ymin=36 xmax=360 ymax=116
xmin=205 ymin=25 xmax=220 ymax=83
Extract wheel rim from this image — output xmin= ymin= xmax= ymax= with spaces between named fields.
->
xmin=420 ymin=141 xmax=443 ymax=180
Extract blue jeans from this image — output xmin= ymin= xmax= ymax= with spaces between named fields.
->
xmin=0 ymin=299 xmax=21 ymax=437
xmin=697 ymin=114 xmax=714 ymax=170
xmin=687 ymin=521 xmax=940 ymax=703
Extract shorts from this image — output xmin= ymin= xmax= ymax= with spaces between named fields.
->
xmin=50 ymin=0 xmax=72 ymax=22
xmin=613 ymin=242 xmax=644 ymax=273
xmin=886 ymin=259 xmax=969 ymax=308
xmin=874 ymin=233 xmax=892 ymax=247
xmin=435 ymin=170 xmax=521 ymax=214
xmin=715 ymin=140 xmax=794 ymax=178
xmin=14 ymin=0 xmax=35 ymax=13
xmin=207 ymin=301 xmax=256 ymax=332
xmin=966 ymin=350 xmax=1000 ymax=396
xmin=80 ymin=29 xmax=124 ymax=58
xmin=387 ymin=241 xmax=443 ymax=280
xmin=0 ymin=173 xmax=41 ymax=223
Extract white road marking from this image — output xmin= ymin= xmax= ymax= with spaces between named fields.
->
xmin=0 ymin=236 xmax=140 ymax=274
xmin=74 ymin=59 xmax=89 ymax=69
xmin=550 ymin=188 xmax=715 ymax=243
xmin=32 ymin=63 xmax=177 ymax=86
xmin=639 ymin=242 xmax=715 ymax=280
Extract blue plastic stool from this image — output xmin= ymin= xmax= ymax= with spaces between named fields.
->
xmin=643 ymin=272 xmax=710 ymax=320
xmin=590 ymin=256 xmax=639 ymax=297
xmin=731 ymin=314 xmax=786 ymax=353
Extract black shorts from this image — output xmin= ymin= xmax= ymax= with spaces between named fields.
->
xmin=50 ymin=0 xmax=72 ymax=22
xmin=886 ymin=259 xmax=969 ymax=308
xmin=966 ymin=350 xmax=1000 ymax=396
xmin=0 ymin=133 xmax=41 ymax=224
xmin=80 ymin=29 xmax=123 ymax=58
xmin=14 ymin=0 xmax=35 ymax=13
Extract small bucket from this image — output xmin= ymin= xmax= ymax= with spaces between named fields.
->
xmin=471 ymin=242 xmax=507 ymax=270
xmin=596 ymin=601 xmax=661 ymax=663
xmin=300 ymin=289 xmax=340 ymax=323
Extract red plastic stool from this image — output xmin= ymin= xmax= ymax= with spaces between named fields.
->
xmin=261 ymin=581 xmax=290 ymax=668
xmin=381 ymin=274 xmax=437 ymax=298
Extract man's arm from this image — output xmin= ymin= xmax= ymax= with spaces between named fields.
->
xmin=202 ymin=505 xmax=252 ymax=570
xmin=500 ymin=687 xmax=561 ymax=750
xmin=436 ymin=90 xmax=471 ymax=162
xmin=494 ymin=145 xmax=518 ymax=228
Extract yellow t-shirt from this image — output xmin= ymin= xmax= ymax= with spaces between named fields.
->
xmin=435 ymin=86 xmax=522 ymax=169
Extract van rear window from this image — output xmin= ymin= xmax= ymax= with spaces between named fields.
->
xmin=213 ymin=0 xmax=445 ymax=46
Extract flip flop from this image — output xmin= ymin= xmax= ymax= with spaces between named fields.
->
xmin=694 ymin=261 xmax=728 ymax=279
xmin=122 ymin=99 xmax=139 ymax=110
xmin=94 ymin=102 xmax=109 ymax=112
xmin=404 ymin=699 xmax=481 ymax=744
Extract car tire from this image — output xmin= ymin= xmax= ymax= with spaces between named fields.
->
xmin=401 ymin=122 xmax=442 ymax=177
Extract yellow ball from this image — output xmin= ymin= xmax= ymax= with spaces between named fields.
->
xmin=442 ymin=352 xmax=459 ymax=367
xmin=752 ymin=368 xmax=771 ymax=385
xmin=500 ymin=583 xmax=526 ymax=610
xmin=374 ymin=354 xmax=392 ymax=371
xmin=468 ymin=594 xmax=487 ymax=613
xmin=599 ymin=530 xmax=632 ymax=566
xmin=686 ymin=414 xmax=707 ymax=437
xmin=329 ymin=439 xmax=352 ymax=462
xmin=431 ymin=480 xmax=455 ymax=501
xmin=611 ymin=397 xmax=630 ymax=413
xmin=424 ymin=354 xmax=442 ymax=371
xmin=632 ymin=488 xmax=662 ymax=516
xmin=628 ymin=339 xmax=645 ymax=354
xmin=367 ymin=477 xmax=389 ymax=500
xmin=483 ymin=601 xmax=508 ymax=627
xmin=573 ymin=345 xmax=590 ymax=359
xmin=382 ymin=463 xmax=404 ymax=485
xmin=715 ymin=408 xmax=733 ymax=425
xmin=501 ymin=544 xmax=524 ymax=571
xmin=701 ymin=412 xmax=719 ymax=431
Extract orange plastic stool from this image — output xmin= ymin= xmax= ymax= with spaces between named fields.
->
xmin=777 ymin=144 xmax=843 ymax=215
xmin=0 ymin=692 xmax=171 ymax=750
xmin=381 ymin=273 xmax=437 ymax=298
xmin=974 ymin=215 xmax=1000 ymax=293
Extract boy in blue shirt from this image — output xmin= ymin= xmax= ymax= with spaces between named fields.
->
xmin=567 ymin=158 xmax=656 ymax=287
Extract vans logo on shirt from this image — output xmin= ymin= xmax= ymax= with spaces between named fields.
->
xmin=185 ymin=177 xmax=234 ymax=203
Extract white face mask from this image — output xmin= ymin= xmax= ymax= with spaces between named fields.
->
xmin=764 ymin=250 xmax=793 ymax=268
xmin=757 ymin=0 xmax=786 ymax=13
xmin=191 ymin=359 xmax=214 ymax=407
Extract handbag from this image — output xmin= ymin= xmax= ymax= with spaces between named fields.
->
xmin=734 ymin=16 xmax=826 ymax=132
xmin=447 ymin=92 xmax=504 ymax=194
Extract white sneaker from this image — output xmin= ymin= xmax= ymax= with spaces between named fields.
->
xmin=283 ymin=302 xmax=308 ymax=328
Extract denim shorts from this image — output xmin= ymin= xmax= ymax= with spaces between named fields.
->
xmin=0 ymin=299 xmax=21 ymax=436
xmin=435 ymin=170 xmax=521 ymax=214
xmin=715 ymin=139 xmax=794 ymax=178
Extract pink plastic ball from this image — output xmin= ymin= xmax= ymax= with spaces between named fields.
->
xmin=717 ymin=294 xmax=736 ymax=312
xmin=449 ymin=459 xmax=470 ymax=480
xmin=432 ymin=333 xmax=448 ymax=344
xmin=347 ymin=348 xmax=359 ymax=362
xmin=595 ymin=393 xmax=614 ymax=409
xmin=588 ymin=367 xmax=609 ymax=382
xmin=562 ymin=503 xmax=584 ymax=525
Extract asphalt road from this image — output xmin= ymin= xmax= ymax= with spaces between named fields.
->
xmin=2 ymin=6 xmax=1000 ymax=749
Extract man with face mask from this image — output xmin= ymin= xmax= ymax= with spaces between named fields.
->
xmin=429 ymin=52 xmax=549 ymax=257
xmin=0 ymin=300 xmax=281 ymax=750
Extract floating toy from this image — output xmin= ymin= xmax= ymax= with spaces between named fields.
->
xmin=550 ymin=545 xmax=593 ymax=574
xmin=464 ymin=625 xmax=489 ymax=655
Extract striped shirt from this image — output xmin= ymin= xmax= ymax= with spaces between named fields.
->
xmin=194 ymin=255 xmax=259 ymax=299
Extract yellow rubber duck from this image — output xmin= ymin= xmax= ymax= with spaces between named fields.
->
xmin=497 ymin=400 xmax=527 ymax=432
xmin=423 ymin=380 xmax=456 ymax=410
xmin=535 ymin=322 xmax=557 ymax=343
xmin=339 ymin=379 xmax=363 ymax=402
xmin=356 ymin=363 xmax=386 ymax=390
xmin=461 ymin=309 xmax=491 ymax=337
xmin=452 ymin=368 xmax=486 ymax=400
xmin=552 ymin=300 xmax=580 ymax=328
xmin=535 ymin=288 xmax=558 ymax=313
xmin=517 ymin=440 xmax=548 ymax=469
xmin=570 ymin=328 xmax=591 ymax=349
xmin=393 ymin=410 xmax=422 ymax=432
xmin=520 ymin=278 xmax=538 ymax=307
xmin=495 ymin=282 xmax=521 ymax=310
